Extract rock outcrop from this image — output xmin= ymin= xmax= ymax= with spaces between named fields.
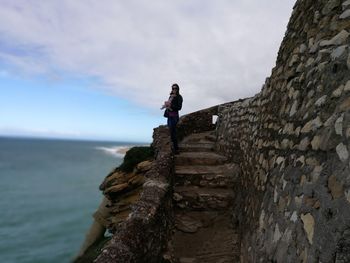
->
xmin=75 ymin=161 xmax=151 ymax=262
xmin=98 ymin=160 xmax=151 ymax=231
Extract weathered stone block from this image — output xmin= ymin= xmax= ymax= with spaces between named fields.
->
xmin=336 ymin=143 xmax=349 ymax=162
xmin=319 ymin=127 xmax=339 ymax=151
xmin=322 ymin=0 xmax=340 ymax=15
xmin=328 ymin=175 xmax=344 ymax=199
xmin=325 ymin=114 xmax=337 ymax=127
xmin=259 ymin=210 xmax=266 ymax=231
xmin=315 ymin=95 xmax=328 ymax=107
xmin=290 ymin=100 xmax=299 ymax=116
xmin=300 ymin=43 xmax=307 ymax=53
xmin=301 ymin=213 xmax=315 ymax=245
xmin=290 ymin=211 xmax=298 ymax=222
xmin=335 ymin=114 xmax=344 ymax=135
xmin=311 ymin=135 xmax=321 ymax=150
xmin=295 ymin=195 xmax=303 ymax=208
xmin=345 ymin=189 xmax=350 ymax=203
xmin=345 ymin=81 xmax=350 ymax=92
xmin=332 ymin=85 xmax=345 ymax=97
xmin=331 ymin=45 xmax=348 ymax=60
xmin=298 ymin=137 xmax=310 ymax=151
xmin=300 ymin=175 xmax=307 ymax=186
xmin=319 ymin=30 xmax=350 ymax=46
xmin=306 ymin=57 xmax=315 ymax=67
xmin=301 ymin=117 xmax=323 ymax=133
xmin=305 ymin=157 xmax=320 ymax=166
xmin=281 ymin=139 xmax=291 ymax=150
xmin=340 ymin=9 xmax=350 ymax=19
xmin=343 ymin=0 xmax=350 ymax=10
xmin=289 ymin=54 xmax=299 ymax=67
xmin=317 ymin=61 xmax=328 ymax=72
xmin=273 ymin=224 xmax=282 ymax=243
xmin=311 ymin=165 xmax=323 ymax=183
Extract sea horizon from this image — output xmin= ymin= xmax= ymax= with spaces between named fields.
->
xmin=0 ymin=134 xmax=150 ymax=145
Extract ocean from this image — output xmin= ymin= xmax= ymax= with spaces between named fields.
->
xmin=0 ymin=137 xmax=143 ymax=263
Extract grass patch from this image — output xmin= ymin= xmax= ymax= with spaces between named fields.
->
xmin=118 ymin=146 xmax=154 ymax=173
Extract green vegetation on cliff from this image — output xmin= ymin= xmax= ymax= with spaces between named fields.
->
xmin=118 ymin=146 xmax=154 ymax=173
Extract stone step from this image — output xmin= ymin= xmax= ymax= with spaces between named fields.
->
xmin=175 ymin=164 xmax=239 ymax=188
xmin=176 ymin=164 xmax=230 ymax=175
xmin=204 ymin=134 xmax=216 ymax=142
xmin=175 ymin=152 xmax=227 ymax=166
xmin=179 ymin=142 xmax=215 ymax=152
xmin=174 ymin=210 xmax=220 ymax=233
xmin=181 ymin=131 xmax=216 ymax=144
xmin=173 ymin=186 xmax=234 ymax=210
xmin=171 ymin=212 xmax=240 ymax=263
xmin=171 ymin=130 xmax=240 ymax=262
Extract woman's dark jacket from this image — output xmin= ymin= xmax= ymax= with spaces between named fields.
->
xmin=164 ymin=94 xmax=183 ymax=117
xmin=170 ymin=94 xmax=183 ymax=113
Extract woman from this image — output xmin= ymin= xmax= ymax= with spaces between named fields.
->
xmin=164 ymin=83 xmax=183 ymax=154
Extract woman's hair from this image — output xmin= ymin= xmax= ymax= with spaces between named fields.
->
xmin=172 ymin=83 xmax=180 ymax=95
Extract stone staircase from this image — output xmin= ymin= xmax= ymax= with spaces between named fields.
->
xmin=168 ymin=131 xmax=241 ymax=263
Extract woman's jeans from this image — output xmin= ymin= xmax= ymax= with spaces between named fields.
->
xmin=167 ymin=116 xmax=179 ymax=151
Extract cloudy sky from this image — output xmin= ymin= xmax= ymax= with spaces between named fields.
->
xmin=0 ymin=0 xmax=295 ymax=142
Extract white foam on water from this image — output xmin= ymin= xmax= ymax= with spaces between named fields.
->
xmin=95 ymin=146 xmax=131 ymax=158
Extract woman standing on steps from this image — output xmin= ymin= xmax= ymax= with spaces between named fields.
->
xmin=163 ymin=83 xmax=183 ymax=154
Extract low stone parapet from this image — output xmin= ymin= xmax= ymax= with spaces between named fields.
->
xmin=94 ymin=126 xmax=174 ymax=263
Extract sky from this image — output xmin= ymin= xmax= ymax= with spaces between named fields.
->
xmin=0 ymin=0 xmax=296 ymax=142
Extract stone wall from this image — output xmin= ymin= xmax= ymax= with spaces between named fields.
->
xmin=95 ymin=126 xmax=174 ymax=263
xmin=215 ymin=0 xmax=350 ymax=262
xmin=177 ymin=105 xmax=219 ymax=141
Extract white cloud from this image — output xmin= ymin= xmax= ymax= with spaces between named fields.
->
xmin=0 ymin=0 xmax=295 ymax=114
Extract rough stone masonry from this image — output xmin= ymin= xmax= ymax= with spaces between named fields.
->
xmin=215 ymin=0 xmax=350 ymax=262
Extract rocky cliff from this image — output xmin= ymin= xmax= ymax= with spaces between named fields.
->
xmin=79 ymin=0 xmax=350 ymax=262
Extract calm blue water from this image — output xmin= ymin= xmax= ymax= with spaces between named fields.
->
xmin=0 ymin=137 xmax=139 ymax=263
